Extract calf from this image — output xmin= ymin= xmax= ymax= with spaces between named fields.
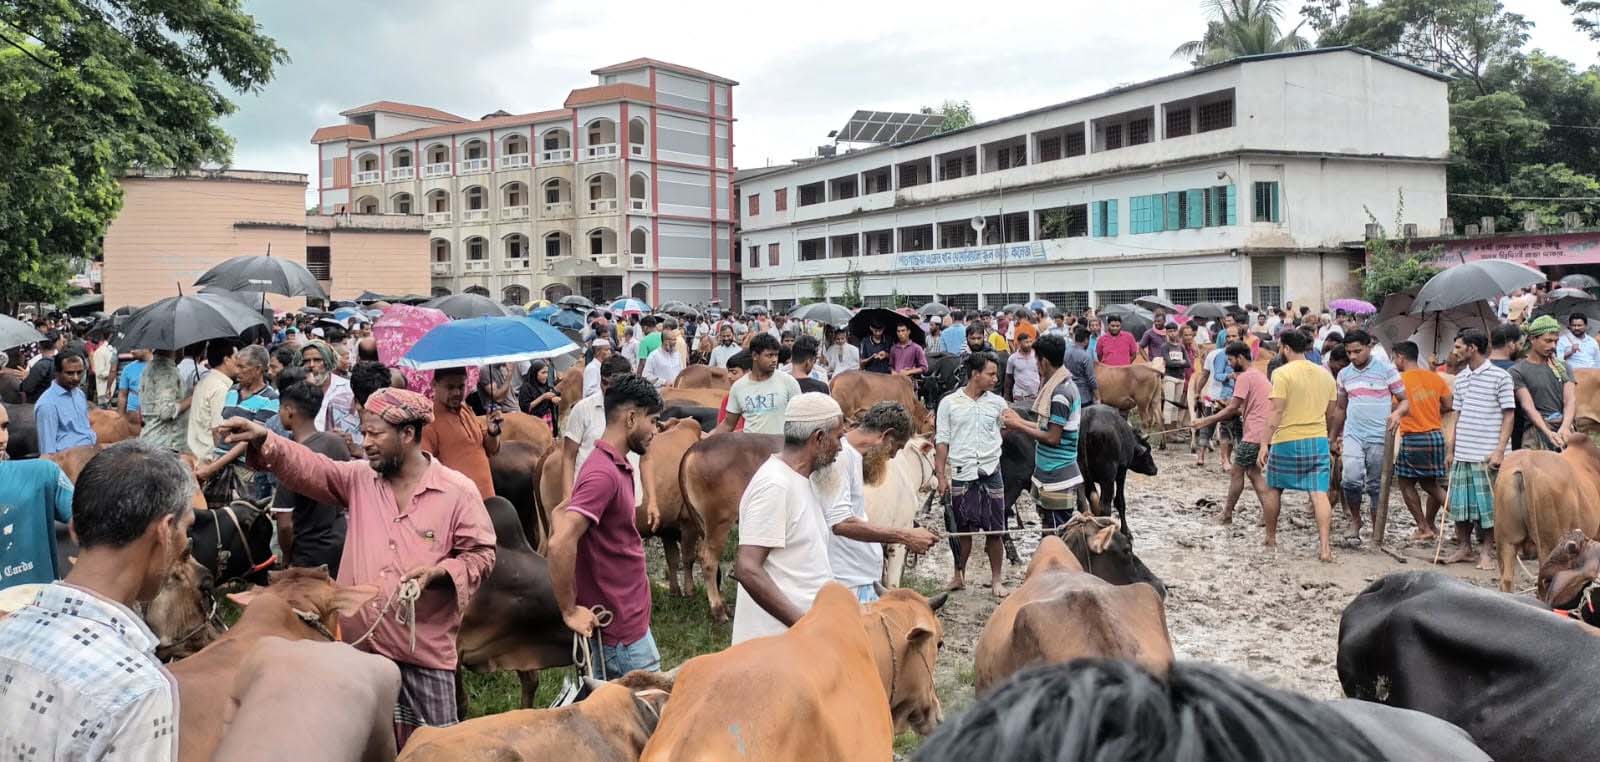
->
xmin=189 ymin=499 xmax=276 ymax=586
xmin=1093 ymin=364 xmax=1163 ymax=438
xmin=1059 ymin=513 xmax=1167 ymax=598
xmin=89 ymin=407 xmax=140 ymax=443
xmin=1492 ymin=439 xmax=1600 ymax=591
xmin=145 ymin=555 xmax=222 ymax=661
xmin=1078 ymin=404 xmax=1158 ymax=539
xmin=678 ymin=432 xmax=782 ymax=621
xmin=973 ymin=535 xmax=1171 ymax=695
xmin=213 ymin=636 xmax=400 ymax=762
xmin=1537 ymin=529 xmax=1600 ymax=624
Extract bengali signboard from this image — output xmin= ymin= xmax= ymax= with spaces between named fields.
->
xmin=1437 ymin=232 xmax=1600 ymax=268
xmin=894 ymin=242 xmax=1047 ymax=271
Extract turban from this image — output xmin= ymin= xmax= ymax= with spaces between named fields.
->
xmin=1524 ymin=315 xmax=1561 ymax=337
xmin=591 ymin=338 xmax=612 ymax=348
xmin=365 ymin=387 xmax=434 ymax=426
xmin=786 ymin=392 xmax=843 ymax=425
xmin=1015 ymin=322 xmax=1038 ymax=341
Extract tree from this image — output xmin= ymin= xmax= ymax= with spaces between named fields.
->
xmin=801 ymin=276 xmax=828 ymax=305
xmin=841 ymin=266 xmax=863 ymax=309
xmin=0 ymin=1 xmax=286 ymax=306
xmin=921 ymin=100 xmax=975 ymax=133
xmin=1359 ymin=198 xmax=1441 ymax=303
xmin=1303 ymin=0 xmax=1529 ymax=95
xmin=1173 ymin=0 xmax=1311 ymax=67
xmin=1562 ymin=0 xmax=1600 ymax=47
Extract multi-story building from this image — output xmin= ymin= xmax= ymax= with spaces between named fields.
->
xmin=735 ymin=47 xmax=1450 ymax=314
xmin=311 ymin=58 xmax=737 ymax=307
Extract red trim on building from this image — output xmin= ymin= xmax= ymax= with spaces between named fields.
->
xmin=707 ymin=80 xmax=717 ymax=301
xmin=650 ymin=67 xmax=660 ymax=300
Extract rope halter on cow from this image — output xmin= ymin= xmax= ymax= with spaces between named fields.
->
xmin=328 ymin=577 xmax=423 ymax=650
xmin=572 ymin=605 xmax=616 ymax=679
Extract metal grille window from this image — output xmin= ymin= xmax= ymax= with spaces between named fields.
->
xmin=1037 ymin=135 xmax=1062 ymax=162
xmin=1256 ymin=284 xmax=1282 ymax=308
xmin=1103 ymin=124 xmax=1123 ymax=150
xmin=983 ymin=292 xmax=1030 ymax=310
xmin=864 ymin=229 xmax=895 ymax=256
xmin=1096 ymin=289 xmax=1153 ymax=307
xmin=1128 ymin=118 xmax=1152 ymax=146
xmin=800 ymin=238 xmax=826 ymax=261
xmin=939 ymin=221 xmax=976 ymax=249
xmin=945 ymin=293 xmax=979 ymax=313
xmin=863 ymin=167 xmax=892 ymax=194
xmin=830 ymin=234 xmax=859 ymax=258
xmin=829 ymin=176 xmax=858 ymax=201
xmin=1169 ymin=287 xmax=1241 ymax=305
xmin=1166 ymin=107 xmax=1192 ymax=138
xmin=1253 ymin=181 xmax=1281 ymax=222
xmin=798 ymin=182 xmax=825 ymax=206
xmin=863 ymin=294 xmax=893 ymax=308
xmin=903 ymin=294 xmax=933 ymax=307
xmin=1198 ymin=98 xmax=1234 ymax=132
xmin=1036 ymin=204 xmax=1089 ymax=239
xmin=1035 ymin=291 xmax=1089 ymax=313
xmin=1066 ymin=129 xmax=1086 ymax=157
xmin=900 ymin=225 xmax=934 ymax=252
xmin=771 ymin=299 xmax=796 ymax=313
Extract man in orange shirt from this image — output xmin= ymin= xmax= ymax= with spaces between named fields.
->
xmin=422 ymin=366 xmax=501 ymax=500
xmin=1390 ymin=341 xmax=1450 ymax=541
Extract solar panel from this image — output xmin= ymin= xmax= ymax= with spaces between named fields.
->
xmin=837 ymin=110 xmax=945 ymax=144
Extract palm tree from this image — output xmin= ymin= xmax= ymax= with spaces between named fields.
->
xmin=1172 ymin=0 xmax=1311 ymax=67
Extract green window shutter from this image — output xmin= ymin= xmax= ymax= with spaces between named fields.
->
xmin=1107 ymin=199 xmax=1119 ymax=236
xmin=1163 ymin=191 xmax=1179 ymax=231
xmin=1226 ymin=184 xmax=1238 ymax=225
xmin=1186 ymin=189 xmax=1204 ymax=228
xmin=1269 ymin=182 xmax=1281 ymax=223
xmin=1130 ymin=195 xmax=1143 ymax=234
xmin=1091 ymin=201 xmax=1102 ymax=237
xmin=1149 ymin=194 xmax=1162 ymax=232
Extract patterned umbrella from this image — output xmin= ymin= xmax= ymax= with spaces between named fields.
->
xmin=1328 ymin=298 xmax=1377 ymax=315
xmin=372 ymin=304 xmax=476 ymax=396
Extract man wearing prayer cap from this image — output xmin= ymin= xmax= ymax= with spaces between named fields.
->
xmin=215 ymin=385 xmax=496 ymax=746
xmin=584 ymin=338 xmax=613 ymax=398
xmin=730 ymin=392 xmax=846 ymax=644
xmin=1511 ymin=314 xmax=1576 ymax=450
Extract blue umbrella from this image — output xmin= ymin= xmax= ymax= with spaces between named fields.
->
xmin=545 ymin=308 xmax=587 ymax=331
xmin=1026 ymin=298 xmax=1056 ymax=313
xmin=332 ymin=307 xmax=360 ymax=321
xmin=399 ymin=316 xmax=579 ymax=370
xmin=610 ymin=297 xmax=651 ymax=314
xmin=528 ymin=305 xmax=559 ymax=321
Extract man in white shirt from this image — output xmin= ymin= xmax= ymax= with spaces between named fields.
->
xmin=716 ymin=333 xmax=801 ymax=435
xmin=641 ymin=324 xmax=687 ymax=389
xmin=935 ymin=353 xmax=1010 ymax=597
xmin=91 ymin=334 xmax=118 ymax=408
xmin=709 ymin=325 xmax=741 ymax=368
xmin=583 ymin=339 xmax=612 ymax=398
xmin=824 ymin=402 xmax=937 ymax=601
xmin=562 ymin=355 xmax=632 ymax=497
xmin=1559 ymin=312 xmax=1600 ymax=370
xmin=731 ymin=393 xmax=845 ymax=644
xmin=823 ymin=328 xmax=860 ymax=374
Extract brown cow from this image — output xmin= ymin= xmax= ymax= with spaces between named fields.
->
xmin=1572 ymin=368 xmax=1600 ymax=431
xmin=556 ymin=365 xmax=583 ymax=421
xmin=679 ymin=432 xmax=782 ymax=621
xmin=636 ymin=418 xmax=705 ymax=597
xmin=1493 ymin=437 xmax=1600 ymax=591
xmin=399 ymin=673 xmax=672 ymax=762
xmin=830 ymin=370 xmax=933 ymax=434
xmin=1094 ymin=364 xmax=1163 ymax=437
xmin=90 ymin=407 xmax=140 ymax=443
xmin=972 ymin=533 xmax=1172 ymax=695
xmin=42 ymin=444 xmax=101 ymax=482
xmin=661 ymin=387 xmax=728 ymax=411
xmin=492 ymin=439 xmax=552 ymax=551
xmin=495 ymin=411 xmax=554 ymax=452
xmin=213 ymin=636 xmax=400 ymax=762
xmin=169 ymin=567 xmax=377 ymax=762
xmin=641 ymin=584 xmax=946 ymax=761
xmin=145 ymin=555 xmax=222 ymax=661
xmin=672 ymin=364 xmax=732 ymax=391
xmin=1537 ymin=529 xmax=1600 ymax=619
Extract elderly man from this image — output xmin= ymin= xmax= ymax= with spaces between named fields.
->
xmin=731 ymin=392 xmax=845 ymax=644
xmin=583 ymin=339 xmax=612 ymax=398
xmin=302 ymin=339 xmax=362 ymax=446
xmin=201 ymin=344 xmax=278 ymax=501
xmin=824 ymin=401 xmax=938 ymax=601
xmin=642 ymin=319 xmax=687 ymax=389
xmin=34 ymin=348 xmax=97 ymax=455
xmin=0 ymin=441 xmax=195 ymax=760
xmin=937 ymin=353 xmax=1009 ymax=597
xmin=218 ymin=387 xmax=497 ymax=746
xmin=824 ymin=327 xmax=860 ymax=373
xmin=423 ymin=367 xmax=501 ymax=501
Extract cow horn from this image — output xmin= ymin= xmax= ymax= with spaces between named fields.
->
xmin=926 ymin=592 xmax=949 ymax=612
xmin=872 ymin=581 xmax=887 ymax=597
xmin=581 ymin=676 xmax=605 ymax=693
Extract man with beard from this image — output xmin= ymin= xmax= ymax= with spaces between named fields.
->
xmin=422 ymin=367 xmax=501 ymax=501
xmin=824 ymin=401 xmax=938 ymax=601
xmin=548 ymin=374 xmax=665 ymax=678
xmin=730 ymin=393 xmax=846 ymax=644
xmin=216 ymin=387 xmax=496 ymax=746
xmin=301 ymin=339 xmax=362 ymax=448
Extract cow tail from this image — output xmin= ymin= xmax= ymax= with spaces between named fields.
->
xmin=678 ymin=449 xmax=710 ymax=537
xmin=1518 ymin=468 xmax=1538 ymax=559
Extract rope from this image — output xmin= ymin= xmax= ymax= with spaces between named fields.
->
xmin=571 ymin=605 xmax=615 ymax=679
xmin=347 ymin=578 xmax=422 ymax=651
xmin=941 ymin=527 xmax=1055 ymax=539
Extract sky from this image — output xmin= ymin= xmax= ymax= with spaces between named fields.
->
xmin=224 ymin=0 xmax=1600 ymax=207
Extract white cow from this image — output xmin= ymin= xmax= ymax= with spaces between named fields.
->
xmin=864 ymin=436 xmax=938 ymax=587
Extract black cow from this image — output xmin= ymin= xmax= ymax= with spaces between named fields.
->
xmin=659 ymin=404 xmax=717 ymax=433
xmin=1079 ymin=404 xmax=1157 ymax=540
xmin=1326 ymin=700 xmax=1490 ymax=762
xmin=189 ymin=499 xmax=275 ymax=586
xmin=1060 ymin=513 xmax=1167 ymax=599
xmin=1337 ymin=571 xmax=1593 ymax=762
xmin=4 ymin=401 xmax=37 ymax=460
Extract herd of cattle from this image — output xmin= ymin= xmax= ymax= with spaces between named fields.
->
xmin=11 ymin=363 xmax=1600 ymax=760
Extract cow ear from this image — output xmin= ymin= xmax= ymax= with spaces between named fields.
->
xmin=925 ymin=592 xmax=949 ymax=613
xmin=226 ymin=588 xmax=261 ymax=608
xmin=1090 ymin=524 xmax=1118 ymax=554
xmin=906 ymin=625 xmax=935 ymax=645
xmin=918 ymin=440 xmax=935 ymax=453
xmin=331 ymin=584 xmax=379 ymax=616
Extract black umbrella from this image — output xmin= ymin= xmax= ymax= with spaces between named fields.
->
xmin=1134 ymin=294 xmax=1177 ymax=312
xmin=917 ymin=302 xmax=950 ymax=318
xmin=1410 ymin=260 xmax=1543 ymax=314
xmin=117 ymin=294 xmax=270 ymax=351
xmin=298 ymin=306 xmax=328 ymax=316
xmin=556 ymin=295 xmax=596 ymax=311
xmin=1561 ymin=273 xmax=1600 ymax=290
xmin=194 ymin=253 xmax=328 ymax=300
xmin=1100 ymin=303 xmax=1155 ymax=338
xmin=999 ymin=303 xmax=1027 ymax=316
xmin=63 ymin=293 xmax=103 ymax=317
xmin=665 ymin=304 xmax=701 ymax=318
xmin=1548 ymin=287 xmax=1595 ymax=301
xmin=659 ymin=300 xmax=689 ymax=313
xmin=1185 ymin=302 xmax=1230 ymax=320
xmin=422 ymin=293 xmax=515 ymax=319
xmin=0 ymin=315 xmax=45 ymax=352
xmin=1537 ymin=296 xmax=1600 ymax=331
xmin=355 ymin=290 xmax=391 ymax=304
xmin=789 ymin=302 xmax=854 ymax=326
xmin=848 ymin=307 xmax=925 ymax=345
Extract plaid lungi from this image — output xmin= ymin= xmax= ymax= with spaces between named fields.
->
xmin=1395 ymin=430 xmax=1446 ymax=480
xmin=394 ymin=662 xmax=457 ymax=749
xmin=1447 ymin=461 xmax=1495 ymax=529
xmin=1266 ymin=437 xmax=1330 ymax=492
xmin=950 ymin=470 xmax=1005 ymax=533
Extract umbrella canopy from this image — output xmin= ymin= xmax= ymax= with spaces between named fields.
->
xmin=789 ymin=302 xmax=854 ymax=326
xmin=63 ymin=293 xmax=103 ymax=317
xmin=523 ymin=299 xmax=552 ymax=311
xmin=399 ymin=316 xmax=579 ymax=370
xmin=671 ymin=306 xmax=702 ymax=319
xmin=422 ymin=293 xmax=515 ymax=319
xmin=373 ymin=304 xmax=474 ymax=396
xmin=0 ymin=315 xmax=45 ymax=353
xmin=1536 ymin=295 xmax=1600 ymax=330
xmin=917 ymin=302 xmax=951 ymax=318
xmin=744 ymin=304 xmax=769 ymax=316
xmin=659 ymin=300 xmax=689 ymax=313
xmin=527 ymin=305 xmax=560 ymax=321
xmin=1026 ymin=299 xmax=1056 ymax=313
xmin=118 ymin=294 xmax=270 ymax=351
xmin=1328 ymin=298 xmax=1377 ymax=315
xmin=556 ymin=295 xmax=595 ymax=310
xmin=1185 ymin=302 xmax=1231 ymax=320
xmin=545 ymin=307 xmax=588 ymax=331
xmin=1406 ymin=301 xmax=1500 ymax=362
xmin=1100 ymin=303 xmax=1156 ymax=338
xmin=998 ymin=303 xmax=1027 ymax=316
xmin=355 ymin=290 xmax=391 ymax=304
xmin=1134 ymin=294 xmax=1177 ymax=312
xmin=1561 ymin=273 xmax=1600 ymax=290
xmin=1372 ymin=292 xmax=1416 ymax=326
xmin=1410 ymin=260 xmax=1544 ymax=314
xmin=1548 ymin=287 xmax=1595 ymax=301
xmin=194 ymin=254 xmax=328 ymax=300
xmin=847 ymin=307 xmax=925 ymax=345
xmin=610 ymin=297 xmax=651 ymax=315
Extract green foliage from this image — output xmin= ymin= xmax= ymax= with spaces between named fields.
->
xmin=1560 ymin=0 xmax=1600 ymax=47
xmin=890 ymin=289 xmax=909 ymax=308
xmin=921 ymin=100 xmax=975 ymax=133
xmin=841 ymin=266 xmax=863 ymax=309
xmin=1173 ymin=0 xmax=1311 ymax=66
xmin=799 ymin=276 xmax=828 ymax=305
xmin=1359 ymin=198 xmax=1441 ymax=303
xmin=0 ymin=1 xmax=287 ymax=306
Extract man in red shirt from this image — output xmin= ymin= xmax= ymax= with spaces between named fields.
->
xmin=548 ymin=373 xmax=665 ymax=678
xmin=1096 ymin=316 xmax=1139 ymax=366
xmin=422 ymin=366 xmax=501 ymax=500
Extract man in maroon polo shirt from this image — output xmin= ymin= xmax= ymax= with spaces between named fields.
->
xmin=548 ymin=373 xmax=665 ymax=678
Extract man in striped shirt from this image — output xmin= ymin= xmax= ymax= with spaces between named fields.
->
xmin=1442 ymin=329 xmax=1515 ymax=569
xmin=1330 ymin=330 xmax=1406 ymax=547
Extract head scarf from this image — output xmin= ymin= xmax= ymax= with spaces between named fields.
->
xmin=302 ymin=339 xmax=338 ymax=370
xmin=786 ymin=392 xmax=843 ymax=425
xmin=365 ymin=387 xmax=434 ymax=426
xmin=1524 ymin=315 xmax=1560 ymax=337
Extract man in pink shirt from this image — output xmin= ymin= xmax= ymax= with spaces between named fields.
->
xmin=548 ymin=374 xmax=664 ymax=678
xmin=218 ymin=387 xmax=496 ymax=748
xmin=1189 ymin=341 xmax=1274 ymax=525
xmin=1095 ymin=316 xmax=1139 ymax=366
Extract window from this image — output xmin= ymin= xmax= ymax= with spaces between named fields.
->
xmin=798 ymin=182 xmax=825 ymax=206
xmin=1036 ymin=204 xmax=1088 ymax=239
xmin=1091 ymin=200 xmax=1119 ymax=237
xmin=937 ymin=149 xmax=977 ymax=181
xmin=775 ymin=188 xmax=788 ymax=211
xmin=466 ymin=237 xmax=487 ymax=260
xmin=1253 ymin=181 xmax=1281 ymax=222
xmin=944 ymin=293 xmax=979 ymax=312
xmin=830 ymin=234 xmax=859 ymax=258
xmin=899 ymin=224 xmax=933 ymax=252
xmin=1104 ymin=124 xmax=1123 ymax=150
xmin=767 ymin=242 xmax=780 ymax=266
xmin=980 ymin=213 xmax=1029 ymax=245
xmin=864 ymin=229 xmax=894 ymax=256
xmin=392 ymin=194 xmax=413 ymax=214
xmin=748 ymin=193 xmax=759 ymax=216
xmin=829 ymin=175 xmax=857 ymax=201
xmin=506 ymin=235 xmax=528 ymax=259
xmin=545 ymin=181 xmax=563 ymax=204
xmin=1205 ymin=185 xmax=1237 ymax=226
xmin=748 ymin=245 xmax=760 ymax=268
xmin=1038 ymin=135 xmax=1062 ymax=163
xmin=939 ymin=220 xmax=976 ymax=249
xmin=984 ymin=292 xmax=1029 ymax=310
xmin=545 ymin=233 xmax=564 ymax=258
xmin=505 ymin=184 xmax=525 ymax=207
xmin=800 ymin=238 xmax=826 ymax=261
xmin=1166 ymin=107 xmax=1192 ymax=139
xmin=1035 ymin=291 xmax=1089 ymax=313
xmin=897 ymin=159 xmax=928 ymax=189
xmin=1066 ymin=129 xmax=1086 ymax=157
xmin=862 ymin=166 xmax=891 ymax=194
xmin=1096 ymin=289 xmax=1152 ymax=308
xmin=1256 ymin=284 xmax=1282 ymax=308
xmin=1127 ymin=117 xmax=1151 ymax=146
xmin=1198 ymin=97 xmax=1234 ymax=132
xmin=465 ymin=186 xmax=486 ymax=210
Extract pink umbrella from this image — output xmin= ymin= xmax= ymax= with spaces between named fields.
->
xmin=372 ymin=304 xmax=477 ymax=397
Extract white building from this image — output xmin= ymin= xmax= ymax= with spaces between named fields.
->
xmin=735 ymin=47 xmax=1449 ymax=314
xmin=311 ymin=58 xmax=737 ymax=307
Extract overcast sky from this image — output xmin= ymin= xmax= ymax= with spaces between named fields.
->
xmin=224 ymin=0 xmax=1599 ymax=206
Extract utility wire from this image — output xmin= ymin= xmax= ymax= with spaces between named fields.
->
xmin=1448 ymin=192 xmax=1600 ymax=201
xmin=0 ymin=28 xmax=57 ymax=71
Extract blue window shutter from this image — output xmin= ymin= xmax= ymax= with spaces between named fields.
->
xmin=1186 ymin=189 xmax=1204 ymax=228
xmin=1164 ymin=191 xmax=1181 ymax=231
xmin=1091 ymin=201 xmax=1102 ymax=237
xmin=1129 ymin=196 xmax=1141 ymax=234
xmin=1269 ymin=182 xmax=1281 ymax=223
xmin=1107 ymin=199 xmax=1119 ymax=236
xmin=1226 ymin=184 xmax=1238 ymax=225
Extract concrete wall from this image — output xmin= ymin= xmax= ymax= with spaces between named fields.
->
xmin=328 ymin=229 xmax=430 ymax=300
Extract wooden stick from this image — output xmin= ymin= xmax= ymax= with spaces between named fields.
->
xmin=1381 ymin=545 xmax=1408 ymax=564
xmin=1374 ymin=424 xmax=1397 ymax=544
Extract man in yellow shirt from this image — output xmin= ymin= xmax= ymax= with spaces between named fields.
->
xmin=1259 ymin=330 xmax=1337 ymax=562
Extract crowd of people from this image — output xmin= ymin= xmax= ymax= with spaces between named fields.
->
xmin=0 ymin=279 xmax=1592 ymax=758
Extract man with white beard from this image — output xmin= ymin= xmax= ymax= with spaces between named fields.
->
xmin=730 ymin=392 xmax=846 ymax=644
xmin=824 ymin=401 xmax=938 ymax=602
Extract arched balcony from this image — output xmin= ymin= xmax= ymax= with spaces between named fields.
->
xmin=430 ymin=238 xmax=451 ymax=276
xmin=503 ymin=284 xmax=529 ymax=306
xmin=465 ymin=285 xmax=490 ymax=297
xmin=587 ymin=227 xmax=618 ymax=267
xmin=584 ymin=119 xmax=618 ymax=160
xmin=422 ymin=143 xmax=451 ymax=178
xmin=586 ymin=173 xmax=618 ymax=214
xmin=628 ymin=172 xmax=649 ymax=212
xmin=503 ymin=233 xmax=530 ymax=271
xmin=354 ymin=153 xmax=380 ymax=185
xmin=390 ymin=192 xmax=413 ymax=215
xmin=543 ymin=232 xmax=570 ymax=265
xmin=540 ymin=128 xmax=572 ymax=163
xmin=354 ymin=195 xmax=379 ymax=214
xmin=461 ymin=186 xmax=488 ymax=223
xmin=459 ymin=139 xmax=489 ymax=174
xmin=629 ymin=227 xmax=649 ymax=269
xmin=543 ymin=178 xmax=573 ymax=217
xmin=424 ymin=189 xmax=451 ymax=226
xmin=388 ymin=148 xmax=415 ymax=181
xmin=628 ymin=117 xmax=647 ymax=157
xmin=499 ymin=134 xmax=531 ymax=170
xmin=463 ymin=236 xmax=489 ymax=274
xmin=501 ymin=182 xmax=529 ymax=220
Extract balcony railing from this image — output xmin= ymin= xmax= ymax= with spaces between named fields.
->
xmin=458 ymin=158 xmax=490 ymax=174
xmin=592 ymin=253 xmax=620 ymax=268
xmin=504 ymin=258 xmax=530 ymax=270
xmin=430 ymin=261 xmax=452 ymax=275
xmin=421 ymin=163 xmax=451 ymax=178
xmin=541 ymin=148 xmax=572 ymax=163
xmin=630 ymin=143 xmax=646 ymax=157
xmin=502 ymin=205 xmax=530 ymax=220
xmin=629 ymin=198 xmax=648 ymax=212
xmin=543 ymin=259 xmax=557 ymax=272
xmin=353 ymin=170 xmax=381 ymax=185
xmin=584 ymin=143 xmax=619 ymax=161
xmin=388 ymin=166 xmax=415 ymax=181
xmin=588 ymin=198 xmax=619 ymax=214
xmin=631 ymin=253 xmax=649 ymax=268
xmin=544 ymin=201 xmax=573 ymax=217
xmin=464 ymin=259 xmax=490 ymax=273
xmin=462 ymin=208 xmax=489 ymax=223
xmin=498 ymin=153 xmax=531 ymax=170
xmin=424 ymin=211 xmax=452 ymax=226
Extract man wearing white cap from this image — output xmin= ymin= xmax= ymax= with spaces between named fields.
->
xmin=584 ymin=339 xmax=612 ymax=398
xmin=731 ymin=392 xmax=845 ymax=644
